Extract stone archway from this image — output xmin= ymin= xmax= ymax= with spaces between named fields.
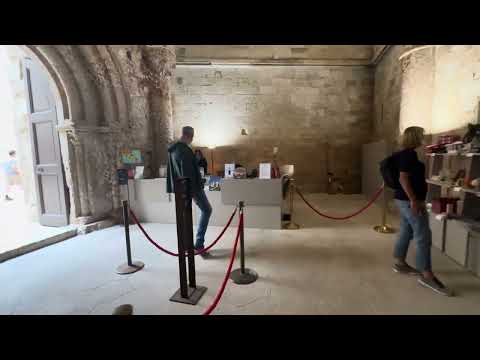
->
xmin=13 ymin=45 xmax=176 ymax=227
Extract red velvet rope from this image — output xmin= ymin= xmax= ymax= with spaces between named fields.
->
xmin=203 ymin=212 xmax=243 ymax=316
xmin=129 ymin=207 xmax=237 ymax=257
xmin=296 ymin=185 xmax=384 ymax=220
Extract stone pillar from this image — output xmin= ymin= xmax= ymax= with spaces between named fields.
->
xmin=142 ymin=46 xmax=176 ymax=177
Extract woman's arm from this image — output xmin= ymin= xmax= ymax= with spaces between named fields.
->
xmin=399 ymin=172 xmax=420 ymax=215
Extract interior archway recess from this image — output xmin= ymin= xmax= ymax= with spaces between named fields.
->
xmin=22 ymin=45 xmax=176 ymax=225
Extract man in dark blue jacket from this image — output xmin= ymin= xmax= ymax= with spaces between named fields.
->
xmin=167 ymin=126 xmax=212 ymax=258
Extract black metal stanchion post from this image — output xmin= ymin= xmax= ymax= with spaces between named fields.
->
xmin=116 ymin=200 xmax=145 ymax=274
xmin=170 ymin=178 xmax=207 ymax=305
xmin=230 ymin=201 xmax=258 ymax=285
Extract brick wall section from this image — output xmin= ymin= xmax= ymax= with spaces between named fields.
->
xmin=173 ymin=65 xmax=374 ymax=193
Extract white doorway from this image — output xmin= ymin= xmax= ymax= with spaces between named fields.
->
xmin=0 ymin=46 xmax=76 ymax=261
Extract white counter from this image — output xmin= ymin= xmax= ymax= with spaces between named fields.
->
xmin=127 ymin=178 xmax=284 ymax=229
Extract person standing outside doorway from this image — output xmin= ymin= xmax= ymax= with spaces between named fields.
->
xmin=392 ymin=126 xmax=453 ymax=296
xmin=167 ymin=126 xmax=212 ymax=258
xmin=2 ymin=150 xmax=20 ymax=201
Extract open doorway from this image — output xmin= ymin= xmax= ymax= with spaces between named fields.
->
xmin=0 ymin=46 xmax=76 ymax=260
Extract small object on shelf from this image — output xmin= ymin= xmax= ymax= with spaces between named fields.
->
xmin=457 ymin=200 xmax=465 ymax=215
xmin=425 ymin=144 xmax=446 ymax=154
xmin=431 ymin=197 xmax=458 ymax=214
xmin=446 ymin=141 xmax=464 ymax=154
xmin=225 ymin=163 xmax=235 ymax=178
xmin=438 ymin=134 xmax=461 ymax=146
xmin=233 ymin=167 xmax=247 ymax=179
xmin=135 ymin=166 xmax=144 ymax=179
xmin=247 ymin=168 xmax=258 ymax=179
xmin=463 ymin=124 xmax=480 ymax=145
xmin=259 ymin=163 xmax=272 ymax=179
xmin=453 ymin=169 xmax=466 ymax=183
xmin=159 ymin=165 xmax=167 ymax=178
xmin=464 ymin=176 xmax=473 ymax=188
xmin=471 ymin=178 xmax=480 ymax=190
xmin=446 ymin=203 xmax=455 ymax=215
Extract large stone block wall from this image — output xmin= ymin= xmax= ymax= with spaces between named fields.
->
xmin=374 ymin=45 xmax=480 ymax=148
xmin=176 ymin=45 xmax=373 ymax=63
xmin=174 ymin=64 xmax=374 ymax=193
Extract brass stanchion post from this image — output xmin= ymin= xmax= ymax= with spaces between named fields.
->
xmin=374 ymin=185 xmax=396 ymax=234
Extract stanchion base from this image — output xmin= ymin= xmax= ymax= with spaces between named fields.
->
xmin=112 ymin=304 xmax=133 ymax=315
xmin=283 ymin=221 xmax=300 ymax=230
xmin=374 ymin=225 xmax=396 ymax=234
xmin=230 ymin=268 xmax=258 ymax=285
xmin=170 ymin=286 xmax=207 ymax=305
xmin=116 ymin=261 xmax=145 ymax=275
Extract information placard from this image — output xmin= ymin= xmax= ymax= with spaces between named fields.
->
xmin=259 ymin=163 xmax=271 ymax=179
xmin=225 ymin=164 xmax=235 ymax=178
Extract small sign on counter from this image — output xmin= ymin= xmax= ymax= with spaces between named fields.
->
xmin=259 ymin=163 xmax=272 ymax=179
xmin=225 ymin=164 xmax=235 ymax=178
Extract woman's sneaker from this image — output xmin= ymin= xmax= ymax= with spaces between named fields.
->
xmin=393 ymin=262 xmax=421 ymax=276
xmin=418 ymin=276 xmax=454 ymax=297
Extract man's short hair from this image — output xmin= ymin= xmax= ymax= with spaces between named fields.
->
xmin=8 ymin=150 xmax=16 ymax=157
xmin=182 ymin=126 xmax=194 ymax=137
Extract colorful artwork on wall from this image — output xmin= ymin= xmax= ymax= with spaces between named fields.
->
xmin=120 ymin=149 xmax=143 ymax=165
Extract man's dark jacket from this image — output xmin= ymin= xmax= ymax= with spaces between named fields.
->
xmin=166 ymin=141 xmax=203 ymax=195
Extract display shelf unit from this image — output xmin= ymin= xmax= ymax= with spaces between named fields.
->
xmin=426 ymin=152 xmax=480 ymax=276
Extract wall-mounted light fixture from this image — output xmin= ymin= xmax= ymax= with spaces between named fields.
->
xmin=208 ymin=145 xmax=216 ymax=175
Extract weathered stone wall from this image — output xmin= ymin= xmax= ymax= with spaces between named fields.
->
xmin=174 ymin=64 xmax=373 ymax=193
xmin=374 ymin=45 xmax=480 ymax=147
xmin=176 ymin=45 xmax=373 ymax=64
xmin=22 ymin=45 xmax=176 ymax=224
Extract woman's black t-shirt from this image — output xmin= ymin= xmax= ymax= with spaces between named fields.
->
xmin=394 ymin=148 xmax=428 ymax=201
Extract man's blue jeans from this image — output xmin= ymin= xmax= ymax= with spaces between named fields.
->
xmin=193 ymin=189 xmax=212 ymax=249
xmin=394 ymin=200 xmax=432 ymax=272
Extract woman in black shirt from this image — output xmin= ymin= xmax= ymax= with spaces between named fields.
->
xmin=194 ymin=149 xmax=208 ymax=175
xmin=393 ymin=126 xmax=453 ymax=296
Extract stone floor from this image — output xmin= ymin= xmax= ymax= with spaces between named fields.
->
xmin=0 ymin=189 xmax=77 ymax=260
xmin=1 ymin=193 xmax=480 ymax=315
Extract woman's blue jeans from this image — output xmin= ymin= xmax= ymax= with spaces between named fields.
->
xmin=394 ymin=200 xmax=432 ymax=272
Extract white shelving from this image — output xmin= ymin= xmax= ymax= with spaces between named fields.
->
xmin=426 ymin=179 xmax=480 ymax=197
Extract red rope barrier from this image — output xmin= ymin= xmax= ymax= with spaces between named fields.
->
xmin=203 ymin=212 xmax=243 ymax=316
xmin=296 ymin=185 xmax=384 ymax=220
xmin=129 ymin=207 xmax=237 ymax=257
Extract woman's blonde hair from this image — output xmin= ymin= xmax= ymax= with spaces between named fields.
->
xmin=402 ymin=126 xmax=425 ymax=149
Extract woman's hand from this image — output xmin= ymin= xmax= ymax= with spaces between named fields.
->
xmin=410 ymin=199 xmax=420 ymax=216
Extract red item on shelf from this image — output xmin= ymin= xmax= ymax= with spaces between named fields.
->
xmin=425 ymin=144 xmax=446 ymax=154
xmin=437 ymin=135 xmax=461 ymax=146
xmin=431 ymin=198 xmax=458 ymax=214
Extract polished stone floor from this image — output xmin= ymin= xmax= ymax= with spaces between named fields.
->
xmin=1 ymin=194 xmax=479 ymax=315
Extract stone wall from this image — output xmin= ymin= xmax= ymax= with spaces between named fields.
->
xmin=176 ymin=45 xmax=373 ymax=64
xmin=373 ymin=45 xmax=480 ymax=148
xmin=174 ymin=64 xmax=374 ymax=193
